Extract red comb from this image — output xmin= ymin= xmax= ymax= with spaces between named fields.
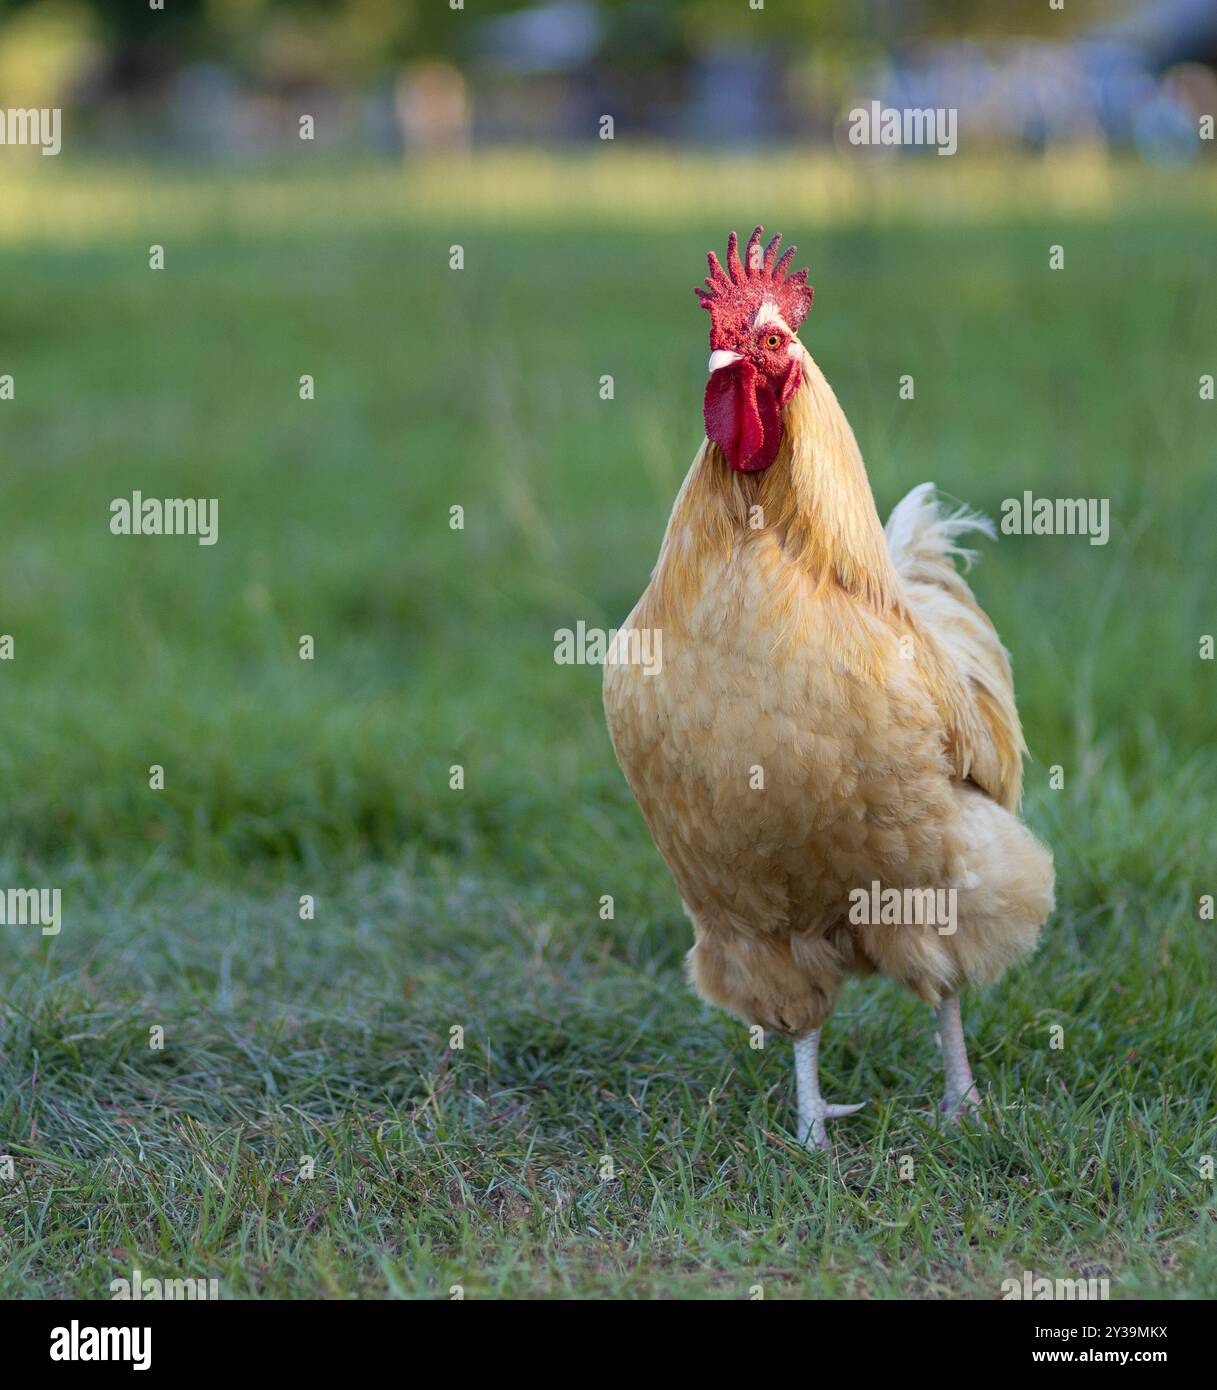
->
xmin=695 ymin=227 xmax=813 ymax=349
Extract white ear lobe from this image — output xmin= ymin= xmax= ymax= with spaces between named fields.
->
xmin=786 ymin=341 xmax=801 ymax=358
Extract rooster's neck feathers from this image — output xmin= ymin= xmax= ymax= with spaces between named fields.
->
xmin=647 ymin=347 xmax=901 ymax=627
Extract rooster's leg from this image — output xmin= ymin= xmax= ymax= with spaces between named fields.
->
xmin=935 ymin=991 xmax=982 ymax=1121
xmin=793 ymin=1029 xmax=865 ymax=1152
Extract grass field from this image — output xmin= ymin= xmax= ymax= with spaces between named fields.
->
xmin=0 ymin=152 xmax=1215 ymax=1298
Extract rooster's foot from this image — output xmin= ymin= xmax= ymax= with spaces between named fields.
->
xmin=799 ymin=1097 xmax=866 ymax=1152
xmin=934 ymin=993 xmax=985 ymax=1130
xmin=793 ymin=1030 xmax=864 ymax=1152
xmin=937 ymin=1085 xmax=985 ymax=1128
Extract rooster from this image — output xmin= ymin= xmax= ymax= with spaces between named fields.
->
xmin=603 ymin=227 xmax=1054 ymax=1151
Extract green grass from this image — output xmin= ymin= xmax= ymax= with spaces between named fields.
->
xmin=0 ymin=155 xmax=1215 ymax=1298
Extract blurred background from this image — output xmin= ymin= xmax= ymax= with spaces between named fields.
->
xmin=2 ymin=0 xmax=1216 ymax=162
xmin=3 ymin=0 xmax=1211 ymax=872
xmin=1 ymin=0 xmax=1215 ymax=1299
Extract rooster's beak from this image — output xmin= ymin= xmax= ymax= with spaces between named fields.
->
xmin=708 ymin=350 xmax=741 ymax=373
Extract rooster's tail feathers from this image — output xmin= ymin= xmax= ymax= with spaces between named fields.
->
xmin=885 ymin=483 xmax=1025 ymax=811
xmin=885 ymin=481 xmax=994 ymax=587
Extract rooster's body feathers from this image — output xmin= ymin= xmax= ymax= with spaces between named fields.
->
xmin=604 ymin=344 xmax=1053 ymax=1039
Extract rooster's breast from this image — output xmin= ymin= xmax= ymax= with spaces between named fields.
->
xmin=603 ymin=541 xmax=956 ymax=937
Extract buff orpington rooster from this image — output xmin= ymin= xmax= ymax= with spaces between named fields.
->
xmin=603 ymin=227 xmax=1054 ymax=1151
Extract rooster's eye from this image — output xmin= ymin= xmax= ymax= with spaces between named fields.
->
xmin=764 ymin=333 xmax=782 ymax=350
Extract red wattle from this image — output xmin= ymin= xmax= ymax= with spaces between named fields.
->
xmin=703 ymin=360 xmax=782 ymax=473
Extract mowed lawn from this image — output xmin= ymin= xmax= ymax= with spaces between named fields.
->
xmin=0 ymin=155 xmax=1214 ymax=1298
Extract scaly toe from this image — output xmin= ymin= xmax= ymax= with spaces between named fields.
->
xmin=802 ymin=1122 xmax=833 ymax=1153
xmin=824 ymin=1101 xmax=866 ymax=1119
xmin=798 ymin=1099 xmax=866 ymax=1152
xmin=938 ymin=1088 xmax=985 ymax=1128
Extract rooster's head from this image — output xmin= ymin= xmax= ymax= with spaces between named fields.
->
xmin=695 ymin=226 xmax=813 ymax=473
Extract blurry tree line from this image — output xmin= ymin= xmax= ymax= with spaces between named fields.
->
xmin=0 ymin=0 xmax=1114 ymax=92
xmin=3 ymin=0 xmax=1196 ymax=161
